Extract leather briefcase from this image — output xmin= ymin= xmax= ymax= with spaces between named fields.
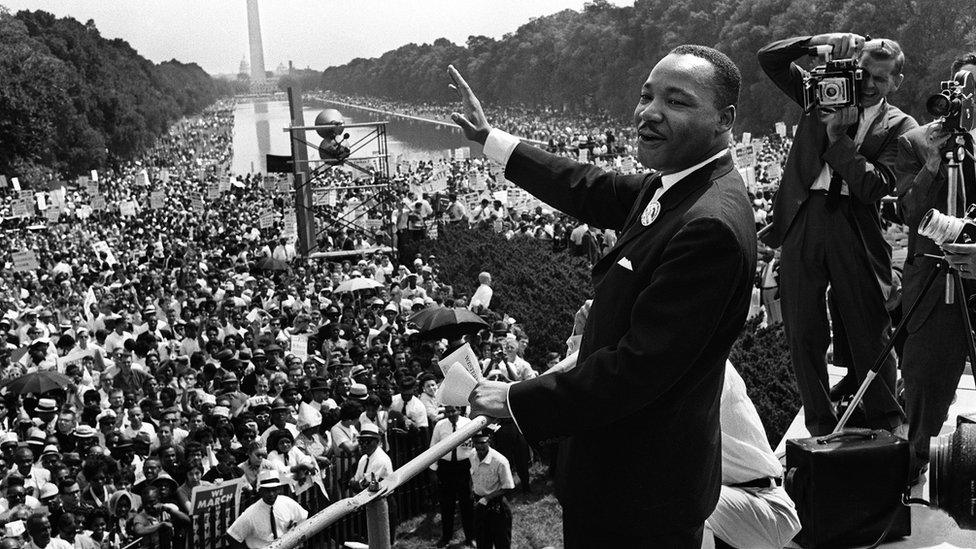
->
xmin=785 ymin=428 xmax=911 ymax=548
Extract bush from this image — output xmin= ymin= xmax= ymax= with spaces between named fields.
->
xmin=418 ymin=223 xmax=592 ymax=368
xmin=728 ymin=315 xmax=800 ymax=445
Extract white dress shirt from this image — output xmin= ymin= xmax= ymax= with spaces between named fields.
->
xmin=353 ymin=446 xmax=393 ymax=484
xmin=428 ymin=416 xmax=474 ymax=471
xmin=227 ymin=495 xmax=308 ymax=549
xmin=809 ymin=99 xmax=885 ymax=194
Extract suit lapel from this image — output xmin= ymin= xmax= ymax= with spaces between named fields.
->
xmin=592 ymin=154 xmax=733 ymax=277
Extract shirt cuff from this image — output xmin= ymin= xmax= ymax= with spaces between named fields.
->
xmin=505 ymin=383 xmax=525 ymax=437
xmin=483 ymin=129 xmax=521 ymax=168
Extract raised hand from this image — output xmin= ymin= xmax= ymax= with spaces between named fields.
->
xmin=448 ymin=65 xmax=492 ymax=145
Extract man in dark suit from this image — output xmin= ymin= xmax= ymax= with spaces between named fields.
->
xmin=453 ymin=45 xmax=757 ymax=547
xmin=758 ymin=34 xmax=917 ymax=436
xmin=894 ymin=54 xmax=976 ymax=474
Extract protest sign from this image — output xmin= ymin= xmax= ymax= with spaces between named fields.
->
xmin=11 ymin=251 xmax=39 ymax=272
xmin=426 ymin=223 xmax=438 ymax=240
xmin=578 ymin=149 xmax=589 ymax=162
xmin=290 ymin=334 xmax=308 ymax=361
xmin=120 ymin=200 xmax=137 ymax=217
xmin=259 ymin=211 xmax=274 ymax=229
xmin=620 ymin=157 xmax=635 ymax=173
xmin=11 ymin=177 xmax=20 ymax=191
xmin=0 ymin=175 xmax=7 ymax=188
xmin=150 ymin=191 xmax=166 ymax=209
xmin=775 ymin=122 xmax=787 ymax=137
xmin=766 ymin=163 xmax=782 ymax=180
xmin=190 ymin=478 xmax=243 ymax=519
xmin=455 ymin=147 xmax=470 ymax=160
xmin=742 ymin=132 xmax=752 ymax=145
xmin=90 ymin=170 xmax=98 ymax=182
xmin=91 ymin=195 xmax=106 ymax=211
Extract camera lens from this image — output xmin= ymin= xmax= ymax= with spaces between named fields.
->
xmin=929 ymin=423 xmax=976 ymax=529
xmin=823 ymin=86 xmax=839 ymax=98
xmin=918 ymin=209 xmax=966 ymax=245
xmin=927 ymin=93 xmax=952 ymax=117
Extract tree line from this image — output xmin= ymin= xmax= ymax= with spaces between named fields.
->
xmin=0 ymin=8 xmax=232 ymax=181
xmin=317 ymin=0 xmax=976 ymax=134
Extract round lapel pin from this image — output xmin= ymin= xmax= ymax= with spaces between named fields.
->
xmin=640 ymin=200 xmax=661 ymax=226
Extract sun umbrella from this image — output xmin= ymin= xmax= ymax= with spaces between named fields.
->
xmin=2 ymin=370 xmax=71 ymax=394
xmin=334 ymin=277 xmax=383 ymax=293
xmin=409 ymin=307 xmax=488 ymax=341
xmin=256 ymin=256 xmax=290 ymax=272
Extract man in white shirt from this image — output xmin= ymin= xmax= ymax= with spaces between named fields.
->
xmin=389 ymin=376 xmax=428 ymax=431
xmin=351 ymin=424 xmax=392 ymax=490
xmin=469 ymin=430 xmax=514 ymax=549
xmin=704 ymin=362 xmax=801 ymax=549
xmin=429 ymin=407 xmax=475 ymax=547
xmin=26 ymin=515 xmax=72 ymax=549
xmin=468 ymin=272 xmax=493 ymax=312
xmin=228 ymin=470 xmax=308 ymax=549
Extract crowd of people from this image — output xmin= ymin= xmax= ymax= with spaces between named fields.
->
xmin=0 ymin=81 xmax=809 ymax=549
xmin=0 ymin=97 xmax=561 ymax=549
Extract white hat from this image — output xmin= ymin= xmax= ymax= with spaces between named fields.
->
xmin=257 ymin=470 xmax=288 ymax=489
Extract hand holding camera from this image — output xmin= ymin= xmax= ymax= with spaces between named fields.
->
xmin=919 ymin=121 xmax=951 ymax=172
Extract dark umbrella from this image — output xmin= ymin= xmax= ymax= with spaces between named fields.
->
xmin=256 ymin=256 xmax=290 ymax=272
xmin=2 ymin=371 xmax=71 ymax=394
xmin=409 ymin=308 xmax=488 ymax=341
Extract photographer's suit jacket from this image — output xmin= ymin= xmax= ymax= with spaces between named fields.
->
xmin=895 ymin=124 xmax=976 ymax=331
xmin=758 ymin=36 xmax=917 ymax=298
xmin=504 ymin=144 xmax=756 ymax=545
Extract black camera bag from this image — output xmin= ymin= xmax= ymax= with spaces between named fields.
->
xmin=785 ymin=428 xmax=911 ymax=547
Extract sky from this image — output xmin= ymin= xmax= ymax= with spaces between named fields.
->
xmin=2 ymin=1 xmax=631 ymax=76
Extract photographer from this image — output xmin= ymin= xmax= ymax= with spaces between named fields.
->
xmin=758 ymin=33 xmax=917 ymax=436
xmin=894 ymin=53 xmax=976 ymax=477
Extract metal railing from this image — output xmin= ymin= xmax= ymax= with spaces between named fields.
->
xmin=267 ymin=415 xmax=490 ymax=549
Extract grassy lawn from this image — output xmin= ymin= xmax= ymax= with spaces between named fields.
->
xmin=393 ymin=463 xmax=563 ymax=549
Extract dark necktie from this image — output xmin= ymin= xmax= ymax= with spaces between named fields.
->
xmin=450 ymin=422 xmax=457 ymax=462
xmin=269 ymin=504 xmax=277 ymax=540
xmin=826 ymin=116 xmax=860 ymax=209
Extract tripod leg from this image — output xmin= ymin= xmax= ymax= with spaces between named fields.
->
xmin=951 ymin=271 xmax=976 ymax=386
xmin=833 ymin=263 xmax=944 ymax=434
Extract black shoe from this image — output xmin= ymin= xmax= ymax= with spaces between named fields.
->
xmin=829 ymin=373 xmax=857 ymax=402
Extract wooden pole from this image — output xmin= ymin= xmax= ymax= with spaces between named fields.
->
xmin=264 ymin=415 xmax=490 ymax=549
xmin=365 ymin=498 xmax=391 ymax=549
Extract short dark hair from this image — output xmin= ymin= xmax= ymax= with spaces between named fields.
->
xmin=951 ymin=52 xmax=976 ymax=75
xmin=864 ymin=38 xmax=905 ymax=74
xmin=669 ymin=44 xmax=741 ymax=109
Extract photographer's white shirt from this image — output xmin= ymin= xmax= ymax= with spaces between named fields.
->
xmin=810 ymin=99 xmax=885 ymax=194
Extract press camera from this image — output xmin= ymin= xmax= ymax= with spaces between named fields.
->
xmin=926 ymin=70 xmax=976 ymax=133
xmin=801 ymin=40 xmax=885 ymax=112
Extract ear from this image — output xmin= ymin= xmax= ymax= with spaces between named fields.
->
xmin=893 ymin=73 xmax=905 ymax=92
xmin=717 ymin=105 xmax=736 ymax=134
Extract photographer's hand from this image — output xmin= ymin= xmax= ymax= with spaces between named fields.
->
xmin=810 ymin=33 xmax=865 ymax=59
xmin=820 ymin=106 xmax=859 ymax=143
xmin=919 ymin=121 xmax=950 ymax=173
xmin=941 ymin=243 xmax=976 ymax=279
xmin=447 ymin=65 xmax=492 ymax=146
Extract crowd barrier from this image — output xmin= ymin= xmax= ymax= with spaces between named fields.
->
xmin=146 ymin=430 xmax=434 ymax=549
